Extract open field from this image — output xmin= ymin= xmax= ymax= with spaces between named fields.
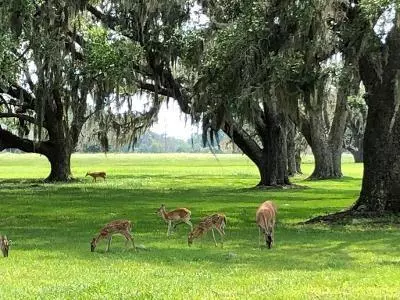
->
xmin=0 ymin=153 xmax=400 ymax=299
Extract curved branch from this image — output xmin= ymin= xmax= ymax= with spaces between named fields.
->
xmin=0 ymin=112 xmax=42 ymax=126
xmin=87 ymin=4 xmax=137 ymax=41
xmin=0 ymin=126 xmax=50 ymax=155
xmin=0 ymin=84 xmax=36 ymax=110
xmin=222 ymin=119 xmax=263 ymax=165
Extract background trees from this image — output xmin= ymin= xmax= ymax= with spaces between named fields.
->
xmin=0 ymin=0 xmax=160 ymax=181
xmin=344 ymin=93 xmax=367 ymax=163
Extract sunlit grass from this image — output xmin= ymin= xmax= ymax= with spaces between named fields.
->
xmin=0 ymin=153 xmax=399 ymax=299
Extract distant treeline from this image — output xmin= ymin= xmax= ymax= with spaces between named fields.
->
xmin=80 ymin=131 xmax=240 ymax=153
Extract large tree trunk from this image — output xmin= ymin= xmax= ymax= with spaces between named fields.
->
xmin=222 ymin=113 xmax=290 ymax=187
xmin=352 ymin=78 xmax=400 ymax=212
xmin=349 ymin=17 xmax=400 ymax=214
xmin=351 ymin=147 xmax=363 ymax=163
xmin=287 ymin=120 xmax=298 ymax=176
xmin=45 ymin=143 xmax=73 ymax=182
xmin=0 ymin=126 xmax=74 ymax=181
xmin=307 ymin=110 xmax=340 ymax=179
xmin=257 ymin=112 xmax=289 ymax=186
xmin=346 ymin=135 xmax=364 ymax=163
xmin=295 ymin=149 xmax=302 ymax=174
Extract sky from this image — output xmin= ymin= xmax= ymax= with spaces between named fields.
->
xmin=149 ymin=100 xmax=200 ymax=140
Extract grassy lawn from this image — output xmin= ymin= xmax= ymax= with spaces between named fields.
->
xmin=0 ymin=153 xmax=399 ymax=299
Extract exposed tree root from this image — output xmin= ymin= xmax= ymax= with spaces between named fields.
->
xmin=302 ymin=208 xmax=394 ymax=225
xmin=252 ymin=183 xmax=308 ymax=190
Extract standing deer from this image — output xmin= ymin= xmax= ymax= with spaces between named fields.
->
xmin=156 ymin=204 xmax=193 ymax=236
xmin=90 ymin=220 xmax=135 ymax=252
xmin=0 ymin=235 xmax=9 ymax=257
xmin=256 ymin=201 xmax=277 ymax=249
xmin=85 ymin=171 xmax=106 ymax=182
xmin=188 ymin=213 xmax=226 ymax=247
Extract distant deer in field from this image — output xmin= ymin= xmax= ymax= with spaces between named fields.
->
xmin=90 ymin=220 xmax=135 ymax=252
xmin=85 ymin=171 xmax=106 ymax=182
xmin=256 ymin=201 xmax=277 ymax=249
xmin=156 ymin=204 xmax=193 ymax=236
xmin=188 ymin=213 xmax=226 ymax=247
xmin=0 ymin=235 xmax=9 ymax=257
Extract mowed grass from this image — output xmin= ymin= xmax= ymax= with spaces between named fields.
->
xmin=0 ymin=153 xmax=400 ymax=299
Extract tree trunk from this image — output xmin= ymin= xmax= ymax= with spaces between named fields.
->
xmin=352 ymin=81 xmax=400 ymax=213
xmin=306 ymin=110 xmax=340 ymax=179
xmin=45 ymin=143 xmax=73 ymax=182
xmin=222 ymin=113 xmax=290 ymax=187
xmin=287 ymin=120 xmax=298 ymax=176
xmin=352 ymin=148 xmax=363 ymax=163
xmin=348 ymin=132 xmax=364 ymax=163
xmin=257 ymin=112 xmax=290 ymax=186
xmin=295 ymin=149 xmax=302 ymax=174
xmin=348 ymin=146 xmax=363 ymax=163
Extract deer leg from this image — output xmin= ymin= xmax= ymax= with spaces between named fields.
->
xmin=106 ymin=236 xmax=112 ymax=252
xmin=167 ymin=220 xmax=172 ymax=236
xmin=124 ymin=232 xmax=136 ymax=250
xmin=271 ymin=227 xmax=274 ymax=246
xmin=258 ymin=227 xmax=262 ymax=248
xmin=211 ymin=228 xmax=218 ymax=247
xmin=185 ymin=220 xmax=193 ymax=231
xmin=214 ymin=227 xmax=224 ymax=247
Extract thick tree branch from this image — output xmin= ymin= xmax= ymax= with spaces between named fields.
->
xmin=138 ymin=81 xmax=174 ymax=98
xmin=0 ymin=126 xmax=50 ymax=155
xmin=0 ymin=112 xmax=43 ymax=127
xmin=222 ymin=119 xmax=263 ymax=165
xmin=0 ymin=84 xmax=36 ymax=110
xmin=86 ymin=5 xmax=137 ymax=41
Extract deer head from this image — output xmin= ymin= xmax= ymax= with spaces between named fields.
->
xmin=156 ymin=204 xmax=165 ymax=216
xmin=0 ymin=235 xmax=9 ymax=257
xmin=90 ymin=238 xmax=97 ymax=252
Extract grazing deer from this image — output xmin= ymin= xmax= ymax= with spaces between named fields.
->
xmin=90 ymin=220 xmax=135 ymax=252
xmin=85 ymin=171 xmax=106 ymax=182
xmin=256 ymin=201 xmax=277 ymax=249
xmin=157 ymin=204 xmax=192 ymax=236
xmin=0 ymin=235 xmax=9 ymax=257
xmin=188 ymin=213 xmax=226 ymax=247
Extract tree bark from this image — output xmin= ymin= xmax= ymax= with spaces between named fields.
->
xmin=347 ymin=143 xmax=364 ymax=163
xmin=305 ymin=108 xmax=339 ymax=179
xmin=257 ymin=112 xmax=290 ymax=186
xmin=352 ymin=75 xmax=400 ymax=212
xmin=45 ymin=143 xmax=73 ymax=182
xmin=0 ymin=126 xmax=74 ymax=181
xmin=295 ymin=149 xmax=302 ymax=174
xmin=222 ymin=113 xmax=290 ymax=187
xmin=287 ymin=120 xmax=298 ymax=176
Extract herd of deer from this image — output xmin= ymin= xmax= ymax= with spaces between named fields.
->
xmin=0 ymin=169 xmax=277 ymax=257
xmin=88 ymin=200 xmax=277 ymax=253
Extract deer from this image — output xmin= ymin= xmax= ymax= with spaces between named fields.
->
xmin=85 ymin=171 xmax=106 ymax=182
xmin=156 ymin=204 xmax=193 ymax=236
xmin=256 ymin=200 xmax=277 ymax=249
xmin=0 ymin=235 xmax=9 ymax=257
xmin=90 ymin=220 xmax=135 ymax=252
xmin=188 ymin=213 xmax=226 ymax=247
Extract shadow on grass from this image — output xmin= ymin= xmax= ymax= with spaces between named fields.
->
xmin=7 ymin=221 xmax=400 ymax=272
xmin=3 ymin=175 xmax=396 ymax=272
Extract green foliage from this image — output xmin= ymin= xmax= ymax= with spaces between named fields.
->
xmin=85 ymin=26 xmax=144 ymax=81
xmin=359 ymin=0 xmax=398 ymax=19
xmin=1 ymin=153 xmax=400 ymax=298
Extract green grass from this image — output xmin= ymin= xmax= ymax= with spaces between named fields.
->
xmin=0 ymin=153 xmax=399 ymax=299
